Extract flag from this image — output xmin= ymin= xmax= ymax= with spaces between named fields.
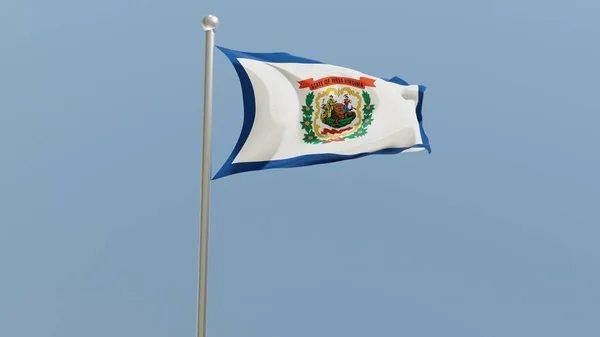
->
xmin=213 ymin=46 xmax=430 ymax=180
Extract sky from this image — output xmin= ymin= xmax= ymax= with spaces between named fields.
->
xmin=1 ymin=0 xmax=600 ymax=336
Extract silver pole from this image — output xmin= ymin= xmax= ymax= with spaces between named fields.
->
xmin=197 ymin=14 xmax=219 ymax=337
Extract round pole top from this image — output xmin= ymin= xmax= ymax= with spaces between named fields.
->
xmin=202 ymin=15 xmax=219 ymax=31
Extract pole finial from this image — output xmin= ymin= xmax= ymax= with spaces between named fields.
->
xmin=202 ymin=15 xmax=219 ymax=31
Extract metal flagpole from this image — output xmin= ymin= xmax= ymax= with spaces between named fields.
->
xmin=197 ymin=14 xmax=219 ymax=337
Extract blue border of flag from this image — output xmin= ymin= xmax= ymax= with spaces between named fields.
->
xmin=212 ymin=46 xmax=431 ymax=180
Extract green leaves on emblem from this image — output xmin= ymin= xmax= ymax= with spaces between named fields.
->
xmin=344 ymin=125 xmax=367 ymax=139
xmin=305 ymin=91 xmax=315 ymax=106
xmin=301 ymin=92 xmax=323 ymax=143
xmin=362 ymin=90 xmax=371 ymax=106
xmin=302 ymin=130 xmax=325 ymax=144
xmin=300 ymin=113 xmax=312 ymax=132
xmin=361 ymin=90 xmax=374 ymax=127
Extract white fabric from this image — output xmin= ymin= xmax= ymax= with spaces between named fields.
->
xmin=232 ymin=58 xmax=424 ymax=164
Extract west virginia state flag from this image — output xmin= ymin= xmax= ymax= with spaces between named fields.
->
xmin=213 ymin=46 xmax=430 ymax=179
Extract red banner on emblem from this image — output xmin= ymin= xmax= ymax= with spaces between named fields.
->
xmin=322 ymin=127 xmax=353 ymax=135
xmin=298 ymin=76 xmax=376 ymax=91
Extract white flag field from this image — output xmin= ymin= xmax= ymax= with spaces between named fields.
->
xmin=212 ymin=46 xmax=430 ymax=179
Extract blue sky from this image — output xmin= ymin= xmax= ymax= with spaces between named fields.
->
xmin=2 ymin=0 xmax=599 ymax=336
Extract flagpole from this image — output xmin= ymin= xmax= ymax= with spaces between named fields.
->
xmin=197 ymin=14 xmax=219 ymax=337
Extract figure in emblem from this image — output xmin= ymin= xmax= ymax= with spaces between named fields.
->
xmin=321 ymin=95 xmax=337 ymax=120
xmin=343 ymin=94 xmax=355 ymax=113
xmin=326 ymin=95 xmax=336 ymax=118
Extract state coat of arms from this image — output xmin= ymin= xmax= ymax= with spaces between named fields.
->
xmin=298 ymin=76 xmax=376 ymax=144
